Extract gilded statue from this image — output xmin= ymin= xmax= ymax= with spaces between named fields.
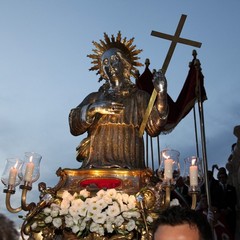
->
xmin=69 ymin=32 xmax=168 ymax=169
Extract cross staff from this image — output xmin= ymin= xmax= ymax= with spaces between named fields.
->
xmin=139 ymin=14 xmax=202 ymax=137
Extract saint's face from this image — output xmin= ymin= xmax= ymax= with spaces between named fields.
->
xmin=101 ymin=48 xmax=125 ymax=83
xmin=154 ymin=224 xmax=200 ymax=240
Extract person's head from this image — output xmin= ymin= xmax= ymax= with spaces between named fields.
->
xmin=0 ymin=213 xmax=19 ymax=240
xmin=101 ymin=48 xmax=131 ymax=83
xmin=87 ymin=31 xmax=143 ymax=82
xmin=217 ymin=167 xmax=228 ymax=184
xmin=152 ymin=206 xmax=213 ymax=240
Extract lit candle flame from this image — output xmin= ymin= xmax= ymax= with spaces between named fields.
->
xmin=14 ymin=160 xmax=18 ymax=168
xmin=191 ymin=158 xmax=197 ymax=166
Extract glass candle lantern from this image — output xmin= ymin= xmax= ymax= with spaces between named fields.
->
xmin=20 ymin=152 xmax=42 ymax=184
xmin=1 ymin=158 xmax=23 ymax=190
xmin=158 ymin=149 xmax=180 ymax=185
xmin=183 ymin=156 xmax=204 ymax=192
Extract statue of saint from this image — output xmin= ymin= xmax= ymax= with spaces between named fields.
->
xmin=69 ymin=32 xmax=168 ymax=169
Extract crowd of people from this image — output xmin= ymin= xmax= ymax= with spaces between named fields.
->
xmin=173 ymin=162 xmax=237 ymax=240
xmin=199 ymin=165 xmax=237 ymax=240
xmin=153 ymin=162 xmax=238 ymax=240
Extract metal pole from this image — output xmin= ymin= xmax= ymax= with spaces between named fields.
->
xmin=193 ymin=104 xmax=200 ymax=158
xmin=195 ymin=58 xmax=211 ymax=209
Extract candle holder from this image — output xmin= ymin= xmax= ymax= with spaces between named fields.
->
xmin=1 ymin=158 xmax=23 ymax=192
xmin=1 ymin=152 xmax=42 ymax=213
xmin=183 ymin=156 xmax=204 ymax=209
xmin=157 ymin=149 xmax=180 ymax=208
xmin=20 ymin=152 xmax=42 ymax=187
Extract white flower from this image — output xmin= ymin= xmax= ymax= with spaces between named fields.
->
xmin=61 ymin=199 xmax=70 ymax=209
xmin=88 ymin=202 xmax=102 ymax=215
xmin=31 ymin=222 xmax=38 ymax=230
xmin=85 ymin=196 xmax=99 ymax=205
xmin=102 ymin=195 xmax=113 ymax=205
xmin=106 ymin=216 xmax=115 ymax=224
xmin=128 ymin=211 xmax=141 ymax=219
xmin=96 ymin=198 xmax=108 ymax=210
xmin=50 ymin=204 xmax=60 ymax=217
xmin=126 ymin=219 xmax=136 ymax=231
xmin=43 ymin=207 xmax=51 ymax=215
xmin=98 ymin=226 xmax=105 ymax=236
xmin=122 ymin=193 xmax=129 ymax=204
xmin=79 ymin=189 xmax=90 ymax=198
xmin=72 ymin=215 xmax=81 ymax=225
xmin=114 ymin=215 xmax=124 ymax=226
xmin=71 ymin=225 xmax=80 ymax=234
xmin=106 ymin=201 xmax=121 ymax=217
xmin=71 ymin=198 xmax=84 ymax=208
xmin=77 ymin=203 xmax=88 ymax=217
xmin=62 ymin=190 xmax=74 ymax=202
xmin=146 ymin=215 xmax=153 ymax=223
xmin=33 ymin=189 xmax=148 ymax=237
xmin=92 ymin=212 xmax=107 ymax=224
xmin=44 ymin=216 xmax=53 ymax=224
xmin=69 ymin=205 xmax=80 ymax=218
xmin=96 ymin=189 xmax=106 ymax=198
xmin=105 ymin=221 xmax=114 ymax=233
xmin=170 ymin=198 xmax=180 ymax=206
xmin=89 ymin=222 xmax=101 ymax=233
xmin=106 ymin=189 xmax=117 ymax=199
xmin=65 ymin=215 xmax=74 ymax=228
xmin=127 ymin=195 xmax=136 ymax=209
xmin=122 ymin=211 xmax=131 ymax=219
xmin=116 ymin=193 xmax=123 ymax=202
xmin=52 ymin=217 xmax=62 ymax=228
xmin=59 ymin=207 xmax=69 ymax=215
xmin=118 ymin=201 xmax=128 ymax=212
xmin=79 ymin=220 xmax=87 ymax=231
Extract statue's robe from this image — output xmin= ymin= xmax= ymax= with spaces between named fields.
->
xmin=69 ymin=86 xmax=164 ymax=169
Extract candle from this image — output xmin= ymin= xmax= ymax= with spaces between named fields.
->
xmin=24 ymin=156 xmax=34 ymax=182
xmin=8 ymin=166 xmax=17 ymax=186
xmin=164 ymin=158 xmax=173 ymax=179
xmin=190 ymin=165 xmax=198 ymax=186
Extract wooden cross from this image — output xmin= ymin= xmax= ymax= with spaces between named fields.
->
xmin=139 ymin=14 xmax=202 ymax=137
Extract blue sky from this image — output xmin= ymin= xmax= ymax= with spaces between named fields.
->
xmin=0 ymin=1 xmax=240 ymax=226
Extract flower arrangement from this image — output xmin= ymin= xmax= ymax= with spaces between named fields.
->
xmin=30 ymin=188 xmax=153 ymax=238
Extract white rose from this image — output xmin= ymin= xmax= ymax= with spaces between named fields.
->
xmin=106 ymin=202 xmax=120 ymax=217
xmin=106 ymin=189 xmax=117 ymax=199
xmin=170 ymin=198 xmax=180 ymax=207
xmin=89 ymin=222 xmax=100 ymax=233
xmin=44 ymin=216 xmax=53 ymax=224
xmin=79 ymin=189 xmax=90 ymax=198
xmin=126 ymin=219 xmax=136 ymax=231
xmin=114 ymin=215 xmax=124 ymax=226
xmin=71 ymin=225 xmax=80 ymax=234
xmin=31 ymin=222 xmax=38 ymax=230
xmin=92 ymin=212 xmax=107 ymax=224
xmin=43 ymin=207 xmax=51 ymax=215
xmin=52 ymin=217 xmax=62 ymax=228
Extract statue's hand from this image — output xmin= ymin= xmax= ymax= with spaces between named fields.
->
xmin=88 ymin=101 xmax=124 ymax=116
xmin=152 ymin=69 xmax=167 ymax=93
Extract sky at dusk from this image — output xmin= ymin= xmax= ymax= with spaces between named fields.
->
xmin=0 ymin=1 xmax=240 ymax=227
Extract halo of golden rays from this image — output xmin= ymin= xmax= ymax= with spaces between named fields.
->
xmin=87 ymin=31 xmax=143 ymax=81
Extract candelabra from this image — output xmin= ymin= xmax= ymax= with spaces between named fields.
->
xmin=157 ymin=149 xmax=204 ymax=209
xmin=1 ymin=152 xmax=42 ymax=213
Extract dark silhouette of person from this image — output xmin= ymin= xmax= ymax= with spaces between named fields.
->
xmin=0 ymin=213 xmax=19 ymax=240
xmin=217 ymin=167 xmax=237 ymax=238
